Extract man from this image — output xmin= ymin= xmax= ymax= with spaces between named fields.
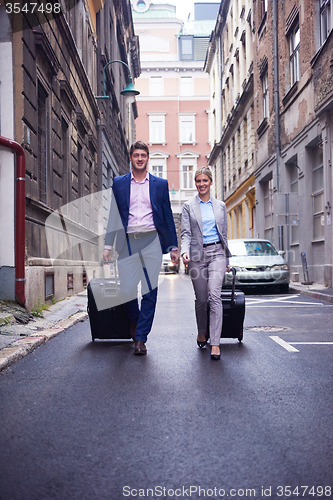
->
xmin=103 ymin=141 xmax=179 ymax=355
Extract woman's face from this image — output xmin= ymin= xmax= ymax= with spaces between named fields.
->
xmin=195 ymin=174 xmax=212 ymax=198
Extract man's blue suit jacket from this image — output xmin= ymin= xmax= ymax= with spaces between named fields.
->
xmin=105 ymin=172 xmax=178 ymax=254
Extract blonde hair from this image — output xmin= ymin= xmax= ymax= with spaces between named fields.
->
xmin=194 ymin=166 xmax=213 ymax=182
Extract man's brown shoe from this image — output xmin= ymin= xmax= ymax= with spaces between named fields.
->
xmin=134 ymin=340 xmax=147 ymax=355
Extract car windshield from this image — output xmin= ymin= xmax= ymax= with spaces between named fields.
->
xmin=229 ymin=240 xmax=278 ymax=257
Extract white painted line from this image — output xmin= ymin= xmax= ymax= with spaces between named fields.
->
xmin=246 ymin=296 xmax=326 ymax=306
xmin=246 ymin=295 xmax=300 ymax=305
xmin=270 ymin=336 xmax=299 ymax=352
xmin=247 ymin=305 xmax=326 ymax=308
xmin=290 ymin=342 xmax=333 ymax=345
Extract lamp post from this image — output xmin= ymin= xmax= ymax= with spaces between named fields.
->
xmin=95 ymin=60 xmax=140 ymax=100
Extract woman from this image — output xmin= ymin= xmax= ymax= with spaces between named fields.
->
xmin=181 ymin=167 xmax=231 ymax=360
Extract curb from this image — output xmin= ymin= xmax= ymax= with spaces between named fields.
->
xmin=0 ymin=311 xmax=88 ymax=373
xmin=289 ymin=286 xmax=333 ymax=304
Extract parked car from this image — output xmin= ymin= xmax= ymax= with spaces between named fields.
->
xmin=224 ymin=238 xmax=290 ymax=292
xmin=161 ymin=252 xmax=179 ymax=274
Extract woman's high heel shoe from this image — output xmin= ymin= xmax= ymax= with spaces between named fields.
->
xmin=211 ymin=347 xmax=221 ymax=360
xmin=197 ymin=335 xmax=208 ymax=348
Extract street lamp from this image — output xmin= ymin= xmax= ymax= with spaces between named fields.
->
xmin=95 ymin=60 xmax=140 ymax=100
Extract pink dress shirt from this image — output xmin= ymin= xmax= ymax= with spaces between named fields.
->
xmin=105 ymin=171 xmax=177 ymax=251
xmin=127 ymin=172 xmax=156 ymax=233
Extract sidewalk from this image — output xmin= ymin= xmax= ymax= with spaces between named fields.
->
xmin=0 ymin=292 xmax=88 ymax=372
xmin=289 ymin=281 xmax=333 ymax=303
xmin=1 ymin=281 xmax=332 ymax=373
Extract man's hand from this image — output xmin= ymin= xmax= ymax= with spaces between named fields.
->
xmin=226 ymin=264 xmax=231 ymax=273
xmin=170 ymin=249 xmax=180 ymax=264
xmin=103 ymin=248 xmax=113 ymax=264
xmin=182 ymin=252 xmax=191 ymax=264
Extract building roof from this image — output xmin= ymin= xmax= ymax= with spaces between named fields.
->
xmin=181 ymin=20 xmax=215 ymax=37
xmin=132 ymin=8 xmax=177 ymax=18
xmin=131 ymin=2 xmax=178 ymax=19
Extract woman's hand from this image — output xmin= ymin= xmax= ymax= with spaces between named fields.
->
xmin=226 ymin=264 xmax=231 ymax=273
xmin=182 ymin=252 xmax=191 ymax=264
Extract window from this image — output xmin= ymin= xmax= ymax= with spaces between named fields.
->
xmin=313 ymin=152 xmax=324 ymax=240
xmin=179 ymin=76 xmax=193 ymax=97
xmin=45 ymin=272 xmax=54 ymax=300
xmin=149 ymin=76 xmax=164 ymax=97
xmin=263 ymin=178 xmax=274 ymax=241
xmin=289 ymin=23 xmax=300 ymax=86
xmin=261 ymin=0 xmax=268 ymax=19
xmin=37 ymin=82 xmax=48 ymax=204
xmin=149 ymin=152 xmax=168 ymax=179
xmin=178 ymin=152 xmax=199 ymax=190
xmin=152 ymin=165 xmax=164 ymax=178
xmin=61 ymin=118 xmax=69 ymax=206
xmin=67 ymin=273 xmax=74 ymax=291
xmin=261 ymin=71 xmax=269 ymax=118
xmin=182 ymin=165 xmax=194 ymax=189
xmin=179 ymin=36 xmax=194 ymax=61
xmin=179 ymin=114 xmax=195 ymax=144
xmin=148 ymin=114 xmax=165 ymax=144
xmin=290 ymin=165 xmax=299 ymax=244
xmin=320 ymin=0 xmax=331 ymax=45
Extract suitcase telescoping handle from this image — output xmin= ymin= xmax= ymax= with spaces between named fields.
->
xmin=230 ymin=267 xmax=236 ymax=307
xmin=100 ymin=258 xmax=119 ymax=294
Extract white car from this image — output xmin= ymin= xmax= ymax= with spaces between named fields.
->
xmin=161 ymin=252 xmax=179 ymax=274
xmin=224 ymin=238 xmax=290 ymax=293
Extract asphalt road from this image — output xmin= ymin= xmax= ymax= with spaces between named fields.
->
xmin=0 ymin=274 xmax=332 ymax=500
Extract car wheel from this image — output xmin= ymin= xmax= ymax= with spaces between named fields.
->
xmin=238 ymin=329 xmax=243 ymax=342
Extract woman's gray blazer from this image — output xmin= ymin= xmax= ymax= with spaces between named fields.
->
xmin=181 ymin=195 xmax=231 ymax=263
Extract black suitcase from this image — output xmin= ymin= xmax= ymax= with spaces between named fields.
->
xmin=221 ymin=268 xmax=245 ymax=342
xmin=87 ymin=263 xmax=131 ymax=342
xmin=207 ymin=268 xmax=245 ymax=342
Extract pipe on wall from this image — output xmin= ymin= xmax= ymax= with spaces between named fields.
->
xmin=0 ymin=136 xmax=26 ymax=306
xmin=272 ymin=0 xmax=281 ymax=193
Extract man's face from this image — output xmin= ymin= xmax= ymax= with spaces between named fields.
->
xmin=130 ymin=149 xmax=149 ymax=173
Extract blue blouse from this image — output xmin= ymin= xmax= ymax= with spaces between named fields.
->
xmin=199 ymin=197 xmax=220 ymax=244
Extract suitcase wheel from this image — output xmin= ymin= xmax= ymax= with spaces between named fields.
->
xmin=238 ymin=329 xmax=243 ymax=343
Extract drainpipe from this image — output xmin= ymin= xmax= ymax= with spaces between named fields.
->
xmin=219 ymin=34 xmax=225 ymax=201
xmin=273 ymin=0 xmax=280 ymax=193
xmin=0 ymin=136 xmax=26 ymax=306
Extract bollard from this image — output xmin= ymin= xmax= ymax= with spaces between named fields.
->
xmin=300 ymin=252 xmax=313 ymax=285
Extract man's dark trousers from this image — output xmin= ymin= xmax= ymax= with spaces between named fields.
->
xmin=118 ymin=231 xmax=161 ymax=343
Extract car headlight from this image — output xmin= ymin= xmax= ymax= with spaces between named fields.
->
xmin=271 ymin=264 xmax=289 ymax=271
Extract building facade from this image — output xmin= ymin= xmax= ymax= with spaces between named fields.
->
xmin=205 ymin=0 xmax=256 ymax=241
xmin=253 ymin=0 xmax=333 ymax=286
xmin=206 ymin=0 xmax=333 ymax=287
xmin=0 ymin=0 xmax=140 ymax=309
xmin=131 ymin=0 xmax=217 ymax=240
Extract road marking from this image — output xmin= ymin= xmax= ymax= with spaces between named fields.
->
xmin=270 ymin=336 xmax=333 ymax=352
xmin=291 ymin=342 xmax=333 ymax=345
xmin=246 ymin=295 xmax=300 ymax=304
xmin=270 ymin=336 xmax=299 ymax=352
xmin=246 ymin=295 xmax=328 ymax=307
